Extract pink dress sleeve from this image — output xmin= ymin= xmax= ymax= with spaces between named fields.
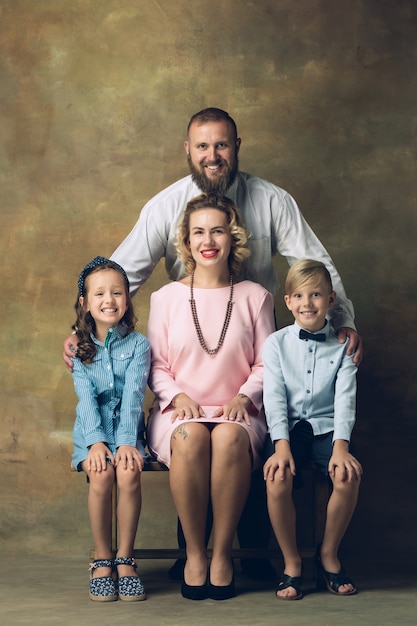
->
xmin=238 ymin=290 xmax=275 ymax=410
xmin=147 ymin=288 xmax=185 ymax=412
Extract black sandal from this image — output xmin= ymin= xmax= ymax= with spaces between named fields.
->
xmin=275 ymin=572 xmax=303 ymax=601
xmin=315 ymin=546 xmax=357 ymax=596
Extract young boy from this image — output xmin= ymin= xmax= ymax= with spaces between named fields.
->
xmin=263 ymin=259 xmax=362 ymax=600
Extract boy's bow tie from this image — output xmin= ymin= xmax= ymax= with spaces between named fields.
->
xmin=299 ymin=329 xmax=326 ymax=342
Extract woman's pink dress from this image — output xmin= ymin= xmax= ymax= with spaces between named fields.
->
xmin=146 ymin=280 xmax=275 ymax=469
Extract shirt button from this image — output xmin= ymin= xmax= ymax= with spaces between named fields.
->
xmin=303 ymin=410 xmax=307 ymax=415
xmin=307 ymin=370 xmax=311 ymax=374
xmin=306 ymin=389 xmax=311 ymax=394
xmin=309 ymin=348 xmax=313 ymax=353
xmin=120 ymin=354 xmax=125 ymax=359
xmin=109 ymin=383 xmax=113 ymax=388
xmin=107 ymin=365 xmax=111 ymax=370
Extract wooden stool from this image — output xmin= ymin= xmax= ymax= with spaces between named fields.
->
xmin=73 ymin=461 xmax=329 ymax=562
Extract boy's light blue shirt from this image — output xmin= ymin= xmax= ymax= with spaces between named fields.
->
xmin=71 ymin=324 xmax=150 ymax=470
xmin=263 ymin=321 xmax=357 ymax=444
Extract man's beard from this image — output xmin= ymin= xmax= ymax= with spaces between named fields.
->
xmin=188 ymin=153 xmax=239 ymax=195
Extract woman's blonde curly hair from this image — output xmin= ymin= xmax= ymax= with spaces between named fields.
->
xmin=176 ymin=193 xmax=251 ymax=277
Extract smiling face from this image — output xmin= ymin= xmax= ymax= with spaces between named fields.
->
xmin=185 ymin=120 xmax=240 ymax=195
xmin=188 ymin=208 xmax=232 ymax=275
xmin=80 ymin=268 xmax=128 ymax=340
xmin=284 ymin=277 xmax=336 ymax=333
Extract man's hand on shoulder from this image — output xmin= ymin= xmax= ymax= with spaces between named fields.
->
xmin=337 ymin=327 xmax=363 ymax=366
xmin=63 ymin=334 xmax=79 ymax=372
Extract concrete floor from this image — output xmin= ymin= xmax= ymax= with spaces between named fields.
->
xmin=2 ymin=557 xmax=416 ymax=626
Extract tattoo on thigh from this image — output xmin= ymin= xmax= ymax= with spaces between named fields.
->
xmin=172 ymin=425 xmax=188 ymax=441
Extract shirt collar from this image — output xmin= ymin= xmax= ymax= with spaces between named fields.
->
xmin=292 ymin=320 xmax=330 ymax=340
xmin=91 ymin=322 xmax=129 ymax=346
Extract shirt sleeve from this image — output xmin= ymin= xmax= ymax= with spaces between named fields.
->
xmin=111 ymin=199 xmax=168 ymax=297
xmin=262 ymin=333 xmax=291 ymax=442
xmin=333 ymin=350 xmax=357 ymax=442
xmin=116 ymin=335 xmax=151 ymax=448
xmin=237 ymin=291 xmax=276 ymax=410
xmin=272 ymin=190 xmax=356 ymax=331
xmin=147 ymin=291 xmax=185 ymax=411
xmin=111 ymin=177 xmax=195 ymax=296
xmin=72 ymin=360 xmax=108 ymax=448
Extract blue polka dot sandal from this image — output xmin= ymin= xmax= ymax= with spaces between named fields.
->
xmin=89 ymin=559 xmax=118 ymax=602
xmin=115 ymin=557 xmax=146 ymax=601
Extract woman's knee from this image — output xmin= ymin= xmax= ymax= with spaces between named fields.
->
xmin=212 ymin=424 xmax=250 ymax=458
xmin=170 ymin=422 xmax=210 ymax=460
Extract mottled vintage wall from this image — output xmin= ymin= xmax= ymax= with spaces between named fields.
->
xmin=1 ymin=0 xmax=416 ymax=569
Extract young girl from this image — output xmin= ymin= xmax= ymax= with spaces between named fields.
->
xmin=71 ymin=256 xmax=150 ymax=602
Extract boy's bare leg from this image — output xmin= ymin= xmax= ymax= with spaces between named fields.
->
xmin=266 ymin=472 xmax=302 ymax=599
xmin=320 ymin=475 xmax=360 ymax=594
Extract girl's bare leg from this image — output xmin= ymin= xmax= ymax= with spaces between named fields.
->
xmin=115 ymin=463 xmax=142 ymax=577
xmin=82 ymin=461 xmax=114 ymax=578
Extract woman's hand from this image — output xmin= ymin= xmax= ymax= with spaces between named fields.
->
xmin=213 ymin=394 xmax=252 ymax=425
xmin=114 ymin=445 xmax=144 ymax=471
xmin=170 ymin=393 xmax=205 ymax=422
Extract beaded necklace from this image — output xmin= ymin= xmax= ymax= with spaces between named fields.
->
xmin=189 ymin=271 xmax=234 ymax=355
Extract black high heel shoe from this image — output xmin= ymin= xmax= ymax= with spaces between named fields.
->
xmin=208 ymin=561 xmax=236 ymax=601
xmin=314 ymin=544 xmax=357 ymax=596
xmin=181 ymin=574 xmax=208 ymax=600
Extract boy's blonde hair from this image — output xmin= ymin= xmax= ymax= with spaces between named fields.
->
xmin=285 ymin=259 xmax=333 ymax=295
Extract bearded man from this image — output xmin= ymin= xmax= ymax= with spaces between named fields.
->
xmin=106 ymin=108 xmax=361 ymax=355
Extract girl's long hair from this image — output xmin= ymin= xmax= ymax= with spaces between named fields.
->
xmin=73 ymin=262 xmax=137 ymax=363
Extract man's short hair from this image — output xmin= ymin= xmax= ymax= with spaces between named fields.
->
xmin=187 ymin=108 xmax=238 ymax=140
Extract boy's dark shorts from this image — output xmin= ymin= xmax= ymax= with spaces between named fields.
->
xmin=289 ymin=420 xmax=355 ymax=489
